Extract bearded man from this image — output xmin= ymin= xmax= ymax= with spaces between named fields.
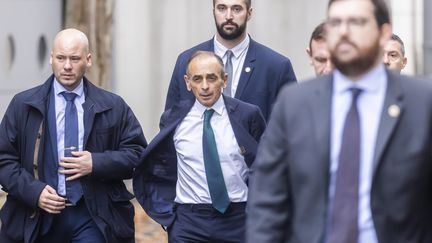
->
xmin=164 ymin=0 xmax=297 ymax=121
xmin=247 ymin=0 xmax=432 ymax=243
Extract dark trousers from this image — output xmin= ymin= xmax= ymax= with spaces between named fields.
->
xmin=36 ymin=199 xmax=105 ymax=243
xmin=168 ymin=202 xmax=246 ymax=243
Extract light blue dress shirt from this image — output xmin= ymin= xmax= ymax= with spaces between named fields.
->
xmin=328 ymin=64 xmax=387 ymax=243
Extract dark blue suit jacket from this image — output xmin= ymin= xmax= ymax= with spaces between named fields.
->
xmin=0 ymin=75 xmax=147 ymax=243
xmin=164 ymin=37 xmax=297 ymax=120
xmin=133 ymin=96 xmax=266 ymax=227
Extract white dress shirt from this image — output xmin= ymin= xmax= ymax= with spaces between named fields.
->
xmin=214 ymin=35 xmax=250 ymax=97
xmin=328 ymin=64 xmax=388 ymax=243
xmin=53 ymin=79 xmax=85 ymax=197
xmin=173 ymin=95 xmax=249 ymax=204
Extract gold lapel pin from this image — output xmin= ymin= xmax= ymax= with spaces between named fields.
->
xmin=388 ymin=104 xmax=400 ymax=118
xmin=239 ymin=146 xmax=247 ymax=155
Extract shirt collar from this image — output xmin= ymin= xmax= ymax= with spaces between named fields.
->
xmin=333 ymin=63 xmax=387 ymax=95
xmin=53 ymin=78 xmax=84 ymax=98
xmin=213 ymin=34 xmax=250 ymax=59
xmin=194 ymin=94 xmax=225 ymax=118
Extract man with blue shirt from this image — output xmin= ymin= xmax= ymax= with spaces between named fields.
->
xmin=247 ymin=0 xmax=432 ymax=243
xmin=0 ymin=28 xmax=147 ymax=243
xmin=165 ymin=0 xmax=297 ymax=121
xmin=134 ymin=51 xmax=266 ymax=242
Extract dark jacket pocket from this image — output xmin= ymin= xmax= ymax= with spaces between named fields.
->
xmin=99 ymin=184 xmax=135 ymax=238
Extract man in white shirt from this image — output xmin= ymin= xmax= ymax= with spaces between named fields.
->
xmin=134 ymin=51 xmax=266 ymax=242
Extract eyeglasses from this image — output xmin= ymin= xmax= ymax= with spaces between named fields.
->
xmin=326 ymin=17 xmax=369 ymax=30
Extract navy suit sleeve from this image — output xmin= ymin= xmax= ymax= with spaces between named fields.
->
xmin=91 ymin=101 xmax=147 ymax=180
xmin=0 ymin=97 xmax=45 ymax=208
xmin=246 ymin=93 xmax=292 ymax=243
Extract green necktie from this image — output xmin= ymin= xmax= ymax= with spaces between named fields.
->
xmin=202 ymin=109 xmax=230 ymax=213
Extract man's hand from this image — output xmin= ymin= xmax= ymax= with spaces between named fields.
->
xmin=38 ymin=185 xmax=65 ymax=214
xmin=59 ymin=150 xmax=92 ymax=181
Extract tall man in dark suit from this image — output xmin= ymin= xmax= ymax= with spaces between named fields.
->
xmin=247 ymin=0 xmax=432 ymax=243
xmin=134 ymin=51 xmax=266 ymax=242
xmin=165 ymin=0 xmax=297 ymax=120
xmin=0 ymin=28 xmax=147 ymax=243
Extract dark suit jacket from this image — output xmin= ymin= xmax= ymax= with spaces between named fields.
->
xmin=164 ymin=37 xmax=297 ymax=120
xmin=133 ymin=96 xmax=266 ymax=227
xmin=0 ymin=75 xmax=147 ymax=243
xmin=246 ymin=70 xmax=432 ymax=243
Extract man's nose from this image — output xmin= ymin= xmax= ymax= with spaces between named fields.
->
xmin=225 ymin=9 xmax=234 ymax=19
xmin=323 ymin=60 xmax=334 ymax=74
xmin=202 ymin=80 xmax=209 ymax=90
xmin=383 ymin=54 xmax=390 ymax=64
xmin=64 ymin=59 xmax=72 ymax=70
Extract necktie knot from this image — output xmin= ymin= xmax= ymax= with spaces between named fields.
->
xmin=223 ymin=51 xmax=234 ymax=97
xmin=204 ymin=109 xmax=215 ymax=123
xmin=61 ymin=92 xmax=77 ymax=102
xmin=350 ymin=87 xmax=362 ymax=103
xmin=225 ymin=50 xmax=233 ymax=59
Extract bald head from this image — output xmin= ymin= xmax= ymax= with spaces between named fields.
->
xmin=53 ymin=28 xmax=90 ymax=53
xmin=50 ymin=28 xmax=92 ymax=91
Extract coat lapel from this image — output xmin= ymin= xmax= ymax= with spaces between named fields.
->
xmin=372 ymin=71 xmax=404 ymax=174
xmin=234 ymin=38 xmax=256 ymax=99
xmin=224 ymin=96 xmax=258 ymax=167
xmin=47 ymin=89 xmax=58 ymax=164
xmin=24 ymin=76 xmax=55 ymax=166
xmin=81 ymin=78 xmax=112 ymax=148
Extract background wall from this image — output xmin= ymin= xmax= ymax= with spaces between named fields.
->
xmin=0 ymin=0 xmax=61 ymax=115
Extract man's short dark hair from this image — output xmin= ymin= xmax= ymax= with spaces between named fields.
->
xmin=328 ymin=0 xmax=391 ymax=27
xmin=309 ymin=22 xmax=326 ymax=54
xmin=213 ymin=0 xmax=251 ymax=9
xmin=390 ymin=33 xmax=405 ymax=56
xmin=186 ymin=51 xmax=225 ymax=78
